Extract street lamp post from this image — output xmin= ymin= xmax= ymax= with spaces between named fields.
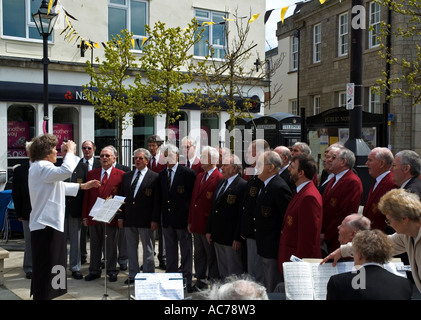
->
xmin=32 ymin=0 xmax=58 ymax=134
xmin=345 ymin=0 xmax=371 ymax=204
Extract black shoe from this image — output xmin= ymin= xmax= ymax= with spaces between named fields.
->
xmin=119 ymin=264 xmax=127 ymax=271
xmin=108 ymin=274 xmax=118 ymax=282
xmin=124 ymin=278 xmax=134 ymax=285
xmin=158 ymin=263 xmax=166 ymax=270
xmin=193 ymin=280 xmax=208 ymax=290
xmin=25 ymin=272 xmax=32 ymax=279
xmin=72 ymin=271 xmax=84 ymax=280
xmin=187 ymin=284 xmax=194 ymax=293
xmin=81 ymin=257 xmax=87 ymax=264
xmin=85 ymin=273 xmax=100 ymax=281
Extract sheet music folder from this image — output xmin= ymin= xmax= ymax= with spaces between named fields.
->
xmin=134 ymin=273 xmax=184 ymax=300
xmin=89 ymin=196 xmax=125 ymax=224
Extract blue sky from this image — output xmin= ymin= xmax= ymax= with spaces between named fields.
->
xmin=265 ymin=0 xmax=298 ymax=50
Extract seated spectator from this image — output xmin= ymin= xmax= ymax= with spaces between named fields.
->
xmin=203 ymin=275 xmax=268 ymax=300
xmin=326 ymin=229 xmax=412 ymax=300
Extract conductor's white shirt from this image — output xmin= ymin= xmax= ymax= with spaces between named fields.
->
xmin=28 ymin=153 xmax=80 ymax=232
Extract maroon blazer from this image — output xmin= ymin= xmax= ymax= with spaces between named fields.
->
xmin=362 ymin=171 xmax=397 ymax=231
xmin=278 ymin=181 xmax=323 ymax=270
xmin=147 ymin=153 xmax=166 ymax=173
xmin=82 ymin=166 xmax=125 ymax=227
xmin=180 ymin=156 xmax=204 ymax=175
xmin=188 ymin=168 xmax=222 ymax=234
xmin=322 ymin=169 xmax=363 ymax=253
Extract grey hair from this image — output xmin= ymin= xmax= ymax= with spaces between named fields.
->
xmin=202 ymin=275 xmax=268 ymax=300
xmin=133 ymin=148 xmax=151 ymax=161
xmin=338 ymin=147 xmax=356 ymax=169
xmin=265 ymin=150 xmax=283 ymax=170
xmin=201 ymin=146 xmax=219 ymax=164
xmin=347 ymin=214 xmax=371 ymax=232
xmin=372 ymin=147 xmax=394 ymax=167
xmin=181 ymin=135 xmax=197 ymax=147
xmin=395 ymin=150 xmax=421 ymax=177
xmin=293 ymin=142 xmax=311 ymax=155
xmin=161 ymin=143 xmax=179 ymax=155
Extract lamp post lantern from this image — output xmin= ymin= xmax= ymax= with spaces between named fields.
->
xmin=32 ymin=0 xmax=58 ymax=134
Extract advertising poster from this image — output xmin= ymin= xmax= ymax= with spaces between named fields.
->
xmin=8 ymin=121 xmax=30 ymax=157
xmin=53 ymin=123 xmax=73 ymax=156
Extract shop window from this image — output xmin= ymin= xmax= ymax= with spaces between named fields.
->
xmin=53 ymin=107 xmax=79 ymax=156
xmin=133 ymin=114 xmax=154 ymax=149
xmin=201 ymin=113 xmax=219 ymax=147
xmin=7 ymin=104 xmax=35 ymax=158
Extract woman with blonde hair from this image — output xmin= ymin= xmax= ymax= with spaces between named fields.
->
xmin=322 ymin=188 xmax=421 ymax=294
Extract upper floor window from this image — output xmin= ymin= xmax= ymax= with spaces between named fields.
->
xmin=339 ymin=91 xmax=347 ymax=108
xmin=2 ymin=0 xmax=51 ymax=41
xmin=291 ymin=36 xmax=299 ymax=71
xmin=313 ymin=24 xmax=321 ymax=63
xmin=313 ymin=95 xmax=321 ymax=115
xmin=369 ymin=87 xmax=381 ymax=113
xmin=369 ymin=1 xmax=381 ymax=48
xmin=338 ymin=13 xmax=348 ymax=56
xmin=194 ymin=9 xmax=226 ymax=59
xmin=108 ymin=0 xmax=148 ymax=50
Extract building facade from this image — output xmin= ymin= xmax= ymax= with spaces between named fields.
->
xmin=275 ymin=0 xmax=421 ymax=166
xmin=0 ymin=0 xmax=267 ymax=189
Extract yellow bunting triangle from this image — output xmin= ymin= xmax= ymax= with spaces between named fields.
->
xmin=248 ymin=13 xmax=260 ymax=24
xmin=47 ymin=0 xmax=54 ymax=14
xmin=202 ymin=21 xmax=215 ymax=26
xmin=141 ymin=37 xmax=148 ymax=47
xmin=320 ymin=0 xmax=327 ymax=3
xmin=281 ymin=7 xmax=288 ymax=24
xmin=131 ymin=38 xmax=135 ymax=49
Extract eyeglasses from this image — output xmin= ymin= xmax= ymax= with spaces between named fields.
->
xmin=385 ymin=218 xmax=391 ymax=226
xmin=100 ymin=154 xmax=111 ymax=158
xmin=83 ymin=147 xmax=92 ymax=150
xmin=134 ymin=157 xmax=144 ymax=160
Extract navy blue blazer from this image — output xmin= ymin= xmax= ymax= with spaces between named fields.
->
xmin=159 ymin=164 xmax=196 ymax=229
xmin=327 ymin=265 xmax=412 ymax=300
xmin=119 ymin=169 xmax=161 ymax=228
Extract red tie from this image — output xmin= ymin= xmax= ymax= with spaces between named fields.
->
xmin=152 ymin=157 xmax=157 ymax=170
xmin=102 ymin=171 xmax=108 ymax=185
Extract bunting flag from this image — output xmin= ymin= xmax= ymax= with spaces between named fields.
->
xmin=264 ymin=9 xmax=274 ymax=24
xmin=248 ymin=13 xmax=260 ymax=24
xmin=47 ymin=0 xmax=54 ymax=14
xmin=281 ymin=7 xmax=289 ymax=24
xmin=320 ymin=0 xmax=327 ymax=3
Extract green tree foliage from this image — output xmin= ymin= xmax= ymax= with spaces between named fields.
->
xmin=195 ymin=9 xmax=284 ymax=151
xmin=376 ymin=0 xmax=421 ymax=105
xmin=83 ymin=29 xmax=144 ymax=156
xmin=135 ymin=19 xmax=205 ymax=141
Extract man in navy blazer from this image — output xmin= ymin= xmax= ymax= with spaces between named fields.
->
xmin=254 ymin=151 xmax=292 ymax=292
xmin=206 ymin=154 xmax=247 ymax=279
xmin=118 ymin=148 xmax=161 ymax=284
xmin=327 ymin=229 xmax=412 ymax=300
xmin=159 ymin=144 xmax=196 ymax=292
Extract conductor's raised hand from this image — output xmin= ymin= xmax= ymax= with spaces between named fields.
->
xmin=81 ymin=179 xmax=101 ymax=190
xmin=320 ymin=248 xmax=342 ymax=266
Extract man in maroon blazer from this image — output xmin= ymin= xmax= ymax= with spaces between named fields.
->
xmin=363 ymin=147 xmax=397 ymax=233
xmin=147 ymin=134 xmax=167 ymax=173
xmin=188 ymin=146 xmax=222 ymax=290
xmin=82 ymin=146 xmax=125 ymax=282
xmin=180 ymin=136 xmax=204 ymax=175
xmin=321 ymin=146 xmax=363 ymax=255
xmin=278 ymin=154 xmax=323 ymax=270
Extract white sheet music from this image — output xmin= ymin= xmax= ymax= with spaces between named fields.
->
xmin=283 ymin=262 xmax=314 ymax=300
xmin=135 ymin=273 xmax=184 ymax=300
xmin=91 ymin=196 xmax=125 ymax=223
xmin=283 ymin=260 xmax=407 ymax=300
